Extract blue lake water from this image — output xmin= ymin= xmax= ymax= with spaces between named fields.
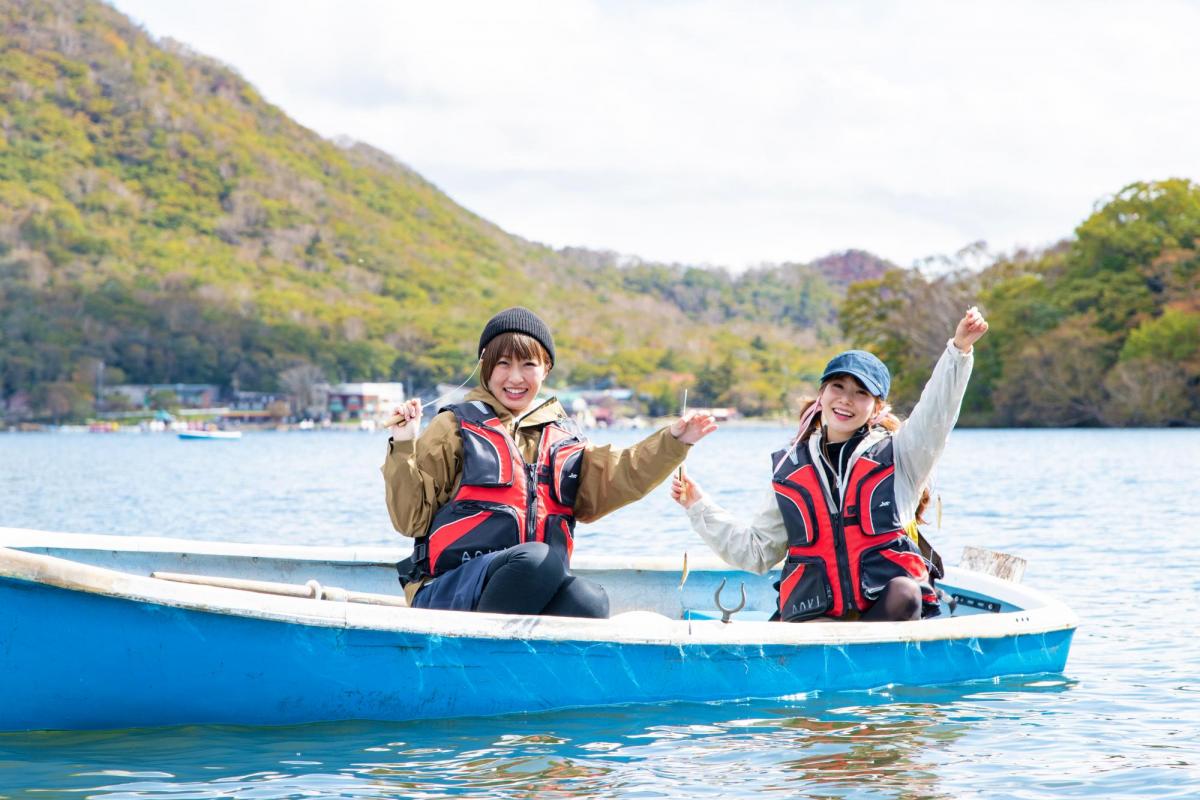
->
xmin=1 ymin=426 xmax=1199 ymax=798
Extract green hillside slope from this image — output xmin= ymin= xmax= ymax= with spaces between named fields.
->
xmin=1 ymin=0 xmax=859 ymax=422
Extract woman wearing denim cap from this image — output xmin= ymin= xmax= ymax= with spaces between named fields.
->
xmin=672 ymin=307 xmax=988 ymax=622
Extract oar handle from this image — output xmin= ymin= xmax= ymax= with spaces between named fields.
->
xmin=152 ymin=571 xmax=409 ymax=607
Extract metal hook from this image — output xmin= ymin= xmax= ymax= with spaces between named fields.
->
xmin=936 ymin=587 xmax=958 ymax=616
xmin=713 ymin=577 xmax=747 ymax=623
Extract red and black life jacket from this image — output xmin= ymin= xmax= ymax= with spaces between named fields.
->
xmin=406 ymin=401 xmax=587 ymax=581
xmin=771 ymin=436 xmax=938 ymax=621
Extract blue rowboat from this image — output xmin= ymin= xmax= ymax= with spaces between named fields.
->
xmin=0 ymin=528 xmax=1076 ymax=732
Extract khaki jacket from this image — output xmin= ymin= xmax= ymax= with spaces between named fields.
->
xmin=382 ymin=386 xmax=691 ymax=603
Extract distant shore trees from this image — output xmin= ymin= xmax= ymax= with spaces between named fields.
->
xmin=844 ymin=179 xmax=1200 ymax=427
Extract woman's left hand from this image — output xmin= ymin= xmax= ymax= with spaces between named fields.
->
xmin=953 ymin=306 xmax=989 ymax=353
xmin=670 ymin=411 xmax=718 ymax=444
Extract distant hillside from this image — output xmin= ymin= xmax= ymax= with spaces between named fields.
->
xmin=0 ymin=0 xmax=861 ymax=422
xmin=560 ymin=246 xmax=890 ymax=329
xmin=809 ymin=249 xmax=895 ymax=288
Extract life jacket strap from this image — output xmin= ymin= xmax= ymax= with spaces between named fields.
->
xmin=396 ymin=539 xmax=430 ymax=587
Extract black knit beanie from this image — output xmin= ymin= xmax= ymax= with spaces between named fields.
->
xmin=477 ymin=307 xmax=556 ymax=366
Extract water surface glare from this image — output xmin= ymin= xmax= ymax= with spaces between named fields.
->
xmin=1 ymin=427 xmax=1198 ymax=798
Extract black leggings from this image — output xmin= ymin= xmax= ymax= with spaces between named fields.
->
xmin=861 ymin=576 xmax=923 ymax=621
xmin=476 ymin=542 xmax=610 ymax=619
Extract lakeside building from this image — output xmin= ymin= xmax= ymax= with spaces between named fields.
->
xmin=220 ymin=390 xmax=292 ymax=424
xmin=326 ymin=382 xmax=406 ymax=423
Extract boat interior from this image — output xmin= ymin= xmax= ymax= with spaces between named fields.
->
xmin=0 ymin=528 xmax=1024 ymax=622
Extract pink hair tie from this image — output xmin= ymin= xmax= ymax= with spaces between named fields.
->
xmin=773 ymin=389 xmax=825 ymax=472
xmin=796 ymin=397 xmax=823 ymax=437
xmin=798 ymin=385 xmax=827 ymax=437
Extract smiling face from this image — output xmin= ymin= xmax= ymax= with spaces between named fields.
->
xmin=820 ymin=373 xmax=881 ymax=442
xmin=481 ymin=332 xmax=551 ymax=415
xmin=486 ymin=354 xmax=548 ymax=414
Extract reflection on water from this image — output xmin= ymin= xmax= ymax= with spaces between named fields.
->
xmin=1 ymin=429 xmax=1199 ymax=797
xmin=0 ymin=679 xmax=1075 ymax=799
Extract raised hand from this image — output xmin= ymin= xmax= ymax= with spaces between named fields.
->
xmin=953 ymin=306 xmax=989 ymax=353
xmin=387 ymin=399 xmax=422 ymax=442
xmin=669 ymin=411 xmax=719 ymax=445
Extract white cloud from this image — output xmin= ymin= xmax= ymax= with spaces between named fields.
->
xmin=109 ymin=0 xmax=1200 ymax=268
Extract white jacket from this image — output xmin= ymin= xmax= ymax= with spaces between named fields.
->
xmin=685 ymin=340 xmax=974 ymax=573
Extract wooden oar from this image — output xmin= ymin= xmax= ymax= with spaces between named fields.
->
xmin=151 ymin=571 xmax=408 ymax=607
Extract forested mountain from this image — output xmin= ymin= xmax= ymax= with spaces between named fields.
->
xmin=3 ymin=1 xmax=1195 ymax=427
xmin=0 ymin=0 xmax=851 ymax=422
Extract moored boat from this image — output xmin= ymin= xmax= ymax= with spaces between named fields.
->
xmin=177 ymin=429 xmax=242 ymax=440
xmin=0 ymin=528 xmax=1077 ymax=732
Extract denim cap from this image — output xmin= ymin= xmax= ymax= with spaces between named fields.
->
xmin=820 ymin=350 xmax=891 ymax=399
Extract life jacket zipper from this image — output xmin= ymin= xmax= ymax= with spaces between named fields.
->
xmin=523 ymin=426 xmax=548 ymax=543
xmin=501 ymin=412 xmax=538 ymax=545
xmin=524 ymin=463 xmax=538 ymax=542
xmin=829 ymin=508 xmax=855 ymax=614
xmin=811 ymin=436 xmax=856 ymax=613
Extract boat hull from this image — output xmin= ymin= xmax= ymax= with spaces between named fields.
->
xmin=0 ymin=530 xmax=1077 ymax=731
xmin=177 ymin=430 xmax=241 ymax=440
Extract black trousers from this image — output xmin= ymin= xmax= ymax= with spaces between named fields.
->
xmin=477 ymin=542 xmax=610 ymax=618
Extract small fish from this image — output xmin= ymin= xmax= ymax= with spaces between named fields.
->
xmin=936 ymin=494 xmax=943 ymax=530
xmin=679 ymin=551 xmax=690 ymax=590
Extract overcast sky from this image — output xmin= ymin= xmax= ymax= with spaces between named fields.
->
xmin=109 ymin=0 xmax=1200 ymax=270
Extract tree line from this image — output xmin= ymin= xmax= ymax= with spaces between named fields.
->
xmin=843 ymin=179 xmax=1199 ymax=427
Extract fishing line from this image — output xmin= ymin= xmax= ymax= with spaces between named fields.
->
xmin=385 ymin=358 xmax=481 ymax=427
xmin=416 ymin=358 xmax=481 ymax=410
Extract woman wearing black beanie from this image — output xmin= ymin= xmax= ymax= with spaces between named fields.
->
xmin=383 ymin=307 xmax=716 ymax=617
